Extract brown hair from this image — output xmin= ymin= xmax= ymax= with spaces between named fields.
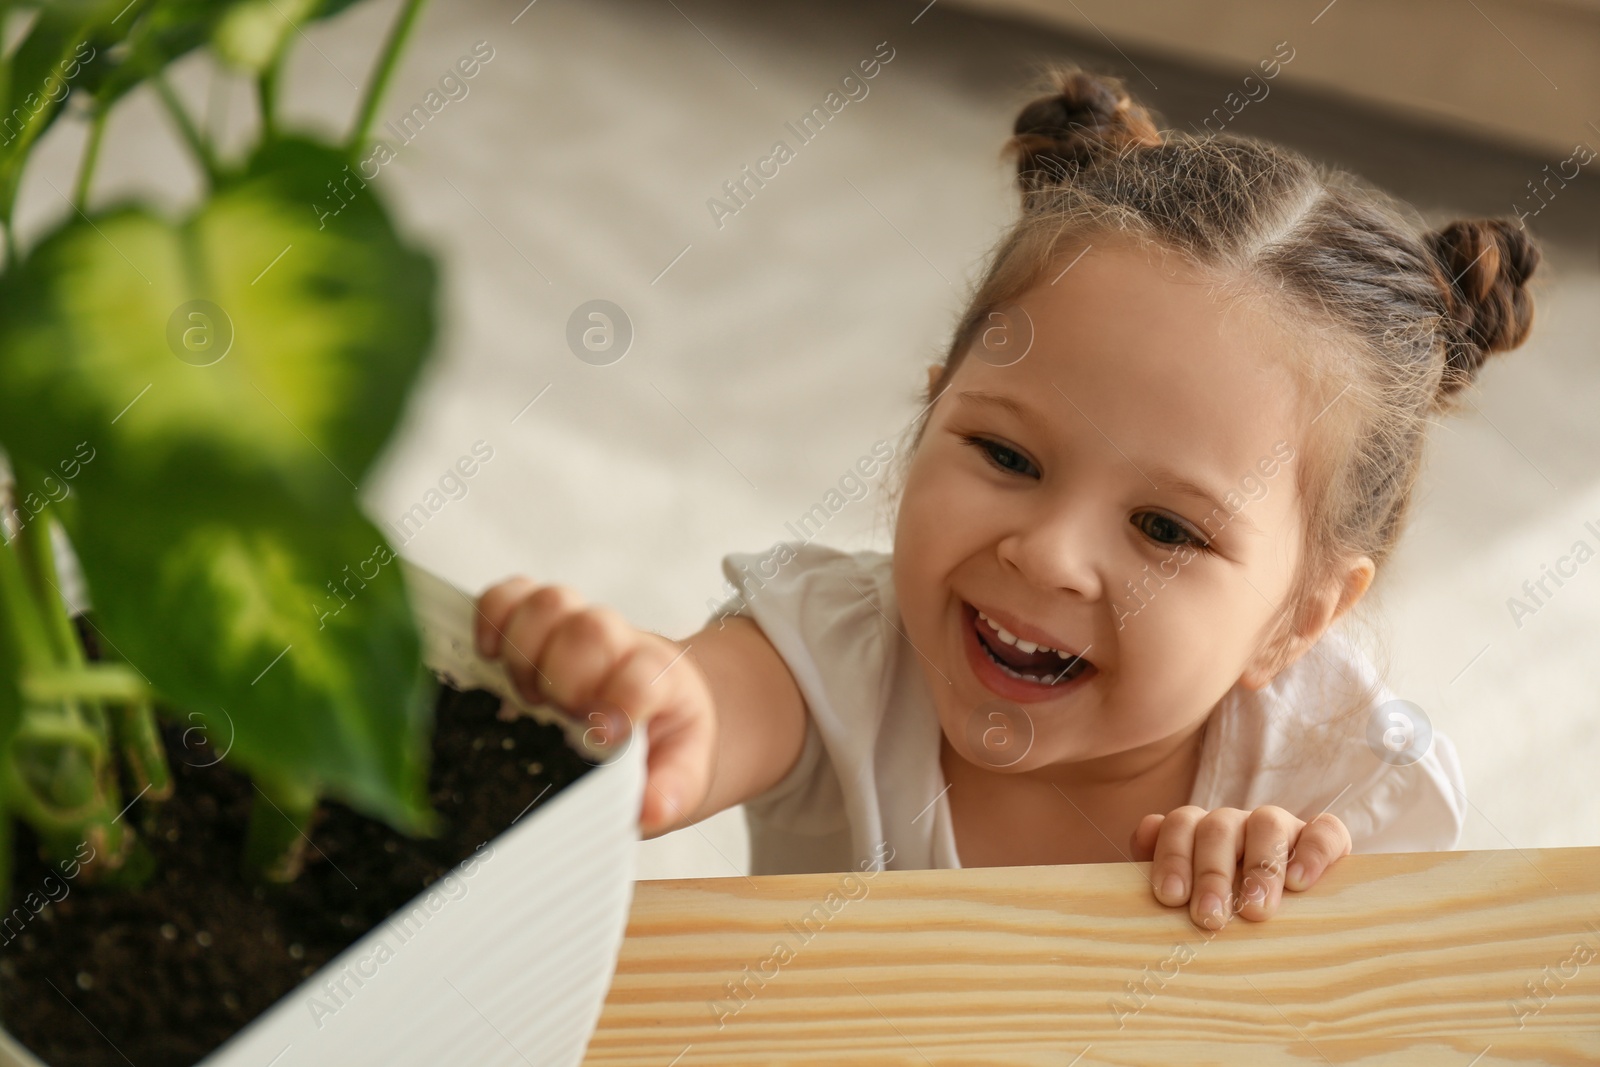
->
xmin=891 ymin=66 xmax=1541 ymax=707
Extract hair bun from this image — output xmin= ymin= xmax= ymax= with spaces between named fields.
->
xmin=1427 ymin=218 xmax=1540 ymax=399
xmin=1007 ymin=67 xmax=1163 ymax=196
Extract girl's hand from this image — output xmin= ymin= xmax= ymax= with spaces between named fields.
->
xmin=1130 ymin=806 xmax=1352 ymax=930
xmin=473 ymin=578 xmax=718 ymax=836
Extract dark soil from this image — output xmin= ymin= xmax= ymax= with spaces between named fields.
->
xmin=0 ymin=637 xmax=597 ymax=1067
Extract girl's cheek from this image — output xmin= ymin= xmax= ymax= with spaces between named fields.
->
xmin=1126 ymin=580 xmax=1270 ymax=709
xmin=902 ymin=460 xmax=990 ymax=548
xmin=1116 ymin=578 xmax=1220 ymax=666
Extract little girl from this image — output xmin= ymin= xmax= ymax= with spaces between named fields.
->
xmin=475 ymin=68 xmax=1540 ymax=930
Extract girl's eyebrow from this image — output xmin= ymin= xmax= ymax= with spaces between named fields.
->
xmin=956 ymin=389 xmax=1262 ymax=535
xmin=954 ymin=390 xmax=1031 ymax=421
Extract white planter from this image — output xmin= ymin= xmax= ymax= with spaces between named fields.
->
xmin=0 ymin=562 xmax=645 ymax=1066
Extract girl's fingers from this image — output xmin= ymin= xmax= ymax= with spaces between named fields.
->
xmin=1148 ymin=806 xmax=1206 ymax=907
xmin=633 ymin=670 xmax=718 ymax=835
xmin=1236 ymin=806 xmax=1300 ymax=922
xmin=536 ymin=604 xmax=639 ymax=710
xmin=474 ymin=576 xmax=545 ymax=657
xmin=497 ymin=589 xmax=600 ymax=703
xmin=1189 ymin=807 xmax=1249 ymax=929
xmin=639 ymin=712 xmax=716 ymax=834
xmin=588 ymin=639 xmax=691 ymax=760
xmin=1130 ymin=812 xmax=1166 ymax=861
xmin=497 ymin=602 xmax=551 ymax=702
xmin=487 ymin=584 xmax=587 ymax=692
xmin=1285 ymin=813 xmax=1353 ymax=891
xmin=474 ymin=582 xmax=721 ymax=840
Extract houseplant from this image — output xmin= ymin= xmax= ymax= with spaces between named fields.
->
xmin=0 ymin=2 xmax=644 ymax=1064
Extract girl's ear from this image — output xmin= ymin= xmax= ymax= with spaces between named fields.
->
xmin=1238 ymin=555 xmax=1376 ymax=691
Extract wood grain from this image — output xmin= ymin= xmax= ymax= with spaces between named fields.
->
xmin=583 ymin=847 xmax=1600 ymax=1066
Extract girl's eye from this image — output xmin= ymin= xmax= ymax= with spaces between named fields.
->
xmin=963 ymin=435 xmax=1039 ymax=478
xmin=1132 ymin=510 xmax=1212 ymax=551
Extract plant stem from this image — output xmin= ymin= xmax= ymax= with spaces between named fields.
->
xmin=20 ymin=663 xmax=147 ymax=704
xmin=256 ymin=64 xmax=278 ymax=143
xmin=17 ymin=514 xmax=84 ymax=669
xmin=0 ymin=520 xmax=102 ymax=818
xmin=244 ymin=775 xmax=319 ymax=882
xmin=20 ymin=667 xmax=174 ymax=801
xmin=153 ymin=73 xmax=219 ymax=181
xmin=11 ymin=515 xmax=172 ymax=800
xmin=0 ymin=541 xmax=100 ymax=875
xmin=19 ymin=670 xmax=173 ymax=802
xmin=110 ymin=694 xmax=171 ymax=800
xmin=12 ymin=791 xmax=136 ymax=883
xmin=13 ymin=512 xmax=107 ymax=748
xmin=345 ymin=0 xmax=429 ymax=156
xmin=257 ymin=23 xmax=298 ymax=148
xmin=205 ymin=59 xmax=230 ymax=156
xmin=0 ymin=526 xmax=56 ymax=676
xmin=73 ymin=106 xmax=107 ymax=210
xmin=4 ymin=481 xmax=170 ymax=852
xmin=10 ymin=717 xmax=103 ymax=750
xmin=3 ymin=507 xmax=152 ymax=857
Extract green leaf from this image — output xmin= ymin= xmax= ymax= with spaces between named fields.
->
xmin=0 ymin=137 xmax=435 ymax=512
xmin=0 ymin=135 xmax=439 ymax=832
xmin=0 ymin=2 xmax=115 ymax=184
xmin=70 ymin=498 xmax=437 ymax=832
xmin=0 ymin=0 xmax=376 ymax=205
xmin=67 ymin=1 xmax=223 ymax=109
xmin=62 ymin=0 xmax=368 ymax=109
xmin=213 ymin=0 xmax=319 ymax=72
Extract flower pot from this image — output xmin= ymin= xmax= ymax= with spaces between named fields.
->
xmin=0 ymin=563 xmax=646 ymax=1066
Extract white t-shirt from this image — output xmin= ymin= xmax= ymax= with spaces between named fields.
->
xmin=708 ymin=542 xmax=1467 ymax=876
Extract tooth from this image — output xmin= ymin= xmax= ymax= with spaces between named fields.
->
xmin=978 ymin=609 xmax=1079 ymax=660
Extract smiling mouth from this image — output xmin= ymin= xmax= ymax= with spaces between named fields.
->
xmin=969 ymin=605 xmax=1094 ymax=686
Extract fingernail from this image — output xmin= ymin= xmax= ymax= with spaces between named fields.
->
xmin=1287 ymin=862 xmax=1305 ymax=888
xmin=1198 ymin=893 xmax=1224 ymax=928
xmin=1160 ymin=874 xmax=1184 ymax=902
xmin=1245 ymin=880 xmax=1266 ymax=906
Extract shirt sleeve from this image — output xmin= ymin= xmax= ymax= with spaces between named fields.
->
xmin=1193 ymin=628 xmax=1468 ymax=854
xmin=702 ymin=542 xmax=899 ymax=872
xmin=1337 ymin=722 xmax=1467 ymax=853
xmin=1317 ymin=634 xmax=1468 ymax=853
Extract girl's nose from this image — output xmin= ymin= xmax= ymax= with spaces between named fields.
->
xmin=995 ymin=500 xmax=1106 ymax=601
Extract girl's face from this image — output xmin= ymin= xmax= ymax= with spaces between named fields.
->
xmin=893 ymin=239 xmax=1314 ymax=778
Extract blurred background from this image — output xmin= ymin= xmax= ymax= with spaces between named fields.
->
xmin=32 ymin=0 xmax=1598 ymax=878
